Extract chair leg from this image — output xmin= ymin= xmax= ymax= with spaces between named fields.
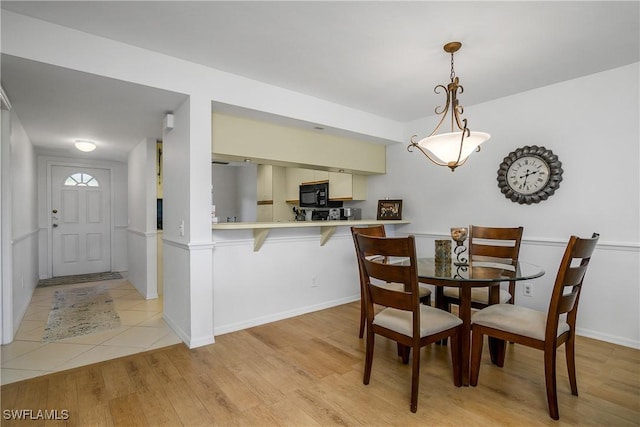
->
xmin=450 ymin=330 xmax=462 ymax=387
xmin=397 ymin=343 xmax=410 ymax=364
xmin=421 ymin=294 xmax=431 ymax=307
xmin=410 ymin=344 xmax=421 ymax=413
xmin=358 ymin=300 xmax=365 ymax=339
xmin=363 ymin=330 xmax=375 ymax=385
xmin=358 ymin=287 xmax=366 ymax=338
xmin=488 ymin=337 xmax=506 ymax=367
xmin=470 ymin=328 xmax=483 ymax=387
xmin=544 ymin=346 xmax=560 ymax=420
xmin=565 ymin=335 xmax=578 ymax=396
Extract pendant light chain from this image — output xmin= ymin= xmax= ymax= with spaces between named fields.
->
xmin=450 ymin=51 xmax=456 ymax=82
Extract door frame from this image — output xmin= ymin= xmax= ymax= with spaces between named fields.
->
xmin=45 ymin=159 xmax=117 ymax=279
xmin=1 ymin=95 xmax=13 ymax=344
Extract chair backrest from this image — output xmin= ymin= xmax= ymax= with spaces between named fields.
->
xmin=351 ymin=225 xmax=387 ymax=264
xmin=354 ymin=234 xmax=421 ymax=316
xmin=351 ymin=225 xmax=386 ymax=241
xmin=545 ymin=233 xmax=599 ymax=340
xmin=469 ymin=225 xmax=524 ymax=261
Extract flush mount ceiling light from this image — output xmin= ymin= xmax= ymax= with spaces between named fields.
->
xmin=408 ymin=42 xmax=490 ymax=172
xmin=75 ymin=140 xmax=96 ymax=152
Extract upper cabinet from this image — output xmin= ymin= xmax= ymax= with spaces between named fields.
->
xmin=257 ymin=165 xmax=289 ymax=222
xmin=328 ymin=171 xmax=367 ymax=201
xmin=285 ymin=168 xmax=367 ymax=202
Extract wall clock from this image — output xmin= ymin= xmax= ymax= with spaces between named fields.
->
xmin=497 ymin=145 xmax=563 ymax=204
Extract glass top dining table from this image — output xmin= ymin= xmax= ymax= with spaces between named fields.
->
xmin=398 ymin=256 xmax=545 ymax=386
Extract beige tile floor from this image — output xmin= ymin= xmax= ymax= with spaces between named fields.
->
xmin=0 ymin=276 xmax=182 ymax=385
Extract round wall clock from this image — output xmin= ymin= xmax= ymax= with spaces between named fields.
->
xmin=497 ymin=145 xmax=563 ymax=204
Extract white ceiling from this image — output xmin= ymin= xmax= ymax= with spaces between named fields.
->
xmin=1 ymin=1 xmax=638 ymax=161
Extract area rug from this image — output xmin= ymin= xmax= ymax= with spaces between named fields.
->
xmin=42 ymin=285 xmax=121 ymax=342
xmin=37 ymin=271 xmax=123 ymax=288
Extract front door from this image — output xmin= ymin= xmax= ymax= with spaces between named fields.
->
xmin=51 ymin=166 xmax=111 ymax=277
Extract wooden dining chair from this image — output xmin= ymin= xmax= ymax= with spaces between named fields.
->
xmin=469 ymin=233 xmax=599 ymax=420
xmin=442 ymin=225 xmax=524 ymax=311
xmin=351 ymin=226 xmax=431 ymax=338
xmin=353 ymin=233 xmax=462 ymax=413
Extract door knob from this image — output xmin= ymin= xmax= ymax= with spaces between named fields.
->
xmin=52 ymin=209 xmax=58 ymax=214
xmin=52 ymin=224 xmax=58 ymax=228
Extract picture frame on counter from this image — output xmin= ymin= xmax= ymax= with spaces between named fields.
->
xmin=377 ymin=199 xmax=403 ymax=220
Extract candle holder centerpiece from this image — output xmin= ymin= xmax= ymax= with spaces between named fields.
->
xmin=450 ymin=227 xmax=469 ymax=267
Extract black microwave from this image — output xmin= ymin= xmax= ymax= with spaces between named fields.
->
xmin=299 ymin=181 xmax=329 ymax=208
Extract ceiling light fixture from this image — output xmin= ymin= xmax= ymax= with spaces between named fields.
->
xmin=75 ymin=140 xmax=96 ymax=152
xmin=408 ymin=42 xmax=490 ymax=171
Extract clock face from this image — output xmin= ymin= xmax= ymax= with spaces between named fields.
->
xmin=497 ymin=145 xmax=563 ymax=205
xmin=506 ymin=155 xmax=550 ymax=195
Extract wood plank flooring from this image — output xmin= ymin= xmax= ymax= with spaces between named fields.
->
xmin=1 ymin=302 xmax=638 ymax=426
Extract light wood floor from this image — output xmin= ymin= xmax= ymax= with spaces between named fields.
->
xmin=1 ymin=302 xmax=638 ymax=426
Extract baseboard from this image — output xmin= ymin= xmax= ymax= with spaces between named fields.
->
xmin=576 ymin=327 xmax=639 ymax=349
xmin=213 ymin=294 xmax=360 ymax=336
xmin=162 ymin=312 xmax=215 ymax=349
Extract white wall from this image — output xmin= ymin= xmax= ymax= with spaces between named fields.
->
xmin=211 ymin=225 xmax=407 ymax=335
xmin=7 ymin=111 xmax=38 ymax=340
xmin=127 ymin=138 xmax=158 ymax=299
xmin=162 ymin=96 xmax=215 ymax=348
xmin=366 ymin=63 xmax=640 ymax=348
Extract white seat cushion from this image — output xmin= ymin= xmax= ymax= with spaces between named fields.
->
xmin=373 ymin=305 xmax=462 ymax=337
xmin=443 ymin=286 xmax=511 ymax=304
xmin=375 ymin=282 xmax=432 ymax=299
xmin=471 ymin=304 xmax=570 ymax=341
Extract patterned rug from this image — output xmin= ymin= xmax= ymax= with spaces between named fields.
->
xmin=42 ymin=285 xmax=121 ymax=342
xmin=37 ymin=271 xmax=123 ymax=288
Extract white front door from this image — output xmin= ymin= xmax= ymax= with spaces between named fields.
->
xmin=51 ymin=166 xmax=111 ymax=277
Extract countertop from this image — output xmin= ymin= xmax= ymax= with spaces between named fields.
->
xmin=212 ymin=219 xmax=410 ymax=251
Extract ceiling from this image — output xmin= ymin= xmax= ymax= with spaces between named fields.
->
xmin=1 ymin=1 xmax=638 ymax=161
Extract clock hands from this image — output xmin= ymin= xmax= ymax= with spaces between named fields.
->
xmin=519 ymin=169 xmax=538 ymax=187
xmin=519 ymin=169 xmax=538 ymax=180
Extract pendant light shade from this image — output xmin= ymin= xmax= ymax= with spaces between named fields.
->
xmin=414 ymin=131 xmax=490 ymax=167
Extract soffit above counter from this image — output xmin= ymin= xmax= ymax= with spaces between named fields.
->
xmin=211 ymin=113 xmax=386 ymax=175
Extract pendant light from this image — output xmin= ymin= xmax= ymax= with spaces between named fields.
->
xmin=408 ymin=42 xmax=489 ymax=171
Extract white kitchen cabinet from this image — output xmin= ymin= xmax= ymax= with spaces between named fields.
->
xmin=256 ymin=203 xmax=273 ymax=222
xmin=257 ymin=164 xmax=273 ymax=202
xmin=285 ymin=168 xmax=367 ymax=202
xmin=285 ymin=168 xmax=329 ymax=202
xmin=328 ymin=171 xmax=367 ymax=200
xmin=257 ymin=165 xmax=289 ymax=222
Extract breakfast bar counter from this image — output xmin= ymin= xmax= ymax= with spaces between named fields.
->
xmin=213 ymin=220 xmax=409 ymax=251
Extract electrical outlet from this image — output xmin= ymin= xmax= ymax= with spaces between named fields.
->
xmin=311 ymin=277 xmax=318 ymax=288
xmin=523 ymin=283 xmax=533 ymax=297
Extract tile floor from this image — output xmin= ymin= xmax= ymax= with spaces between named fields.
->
xmin=0 ymin=276 xmax=182 ymax=385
